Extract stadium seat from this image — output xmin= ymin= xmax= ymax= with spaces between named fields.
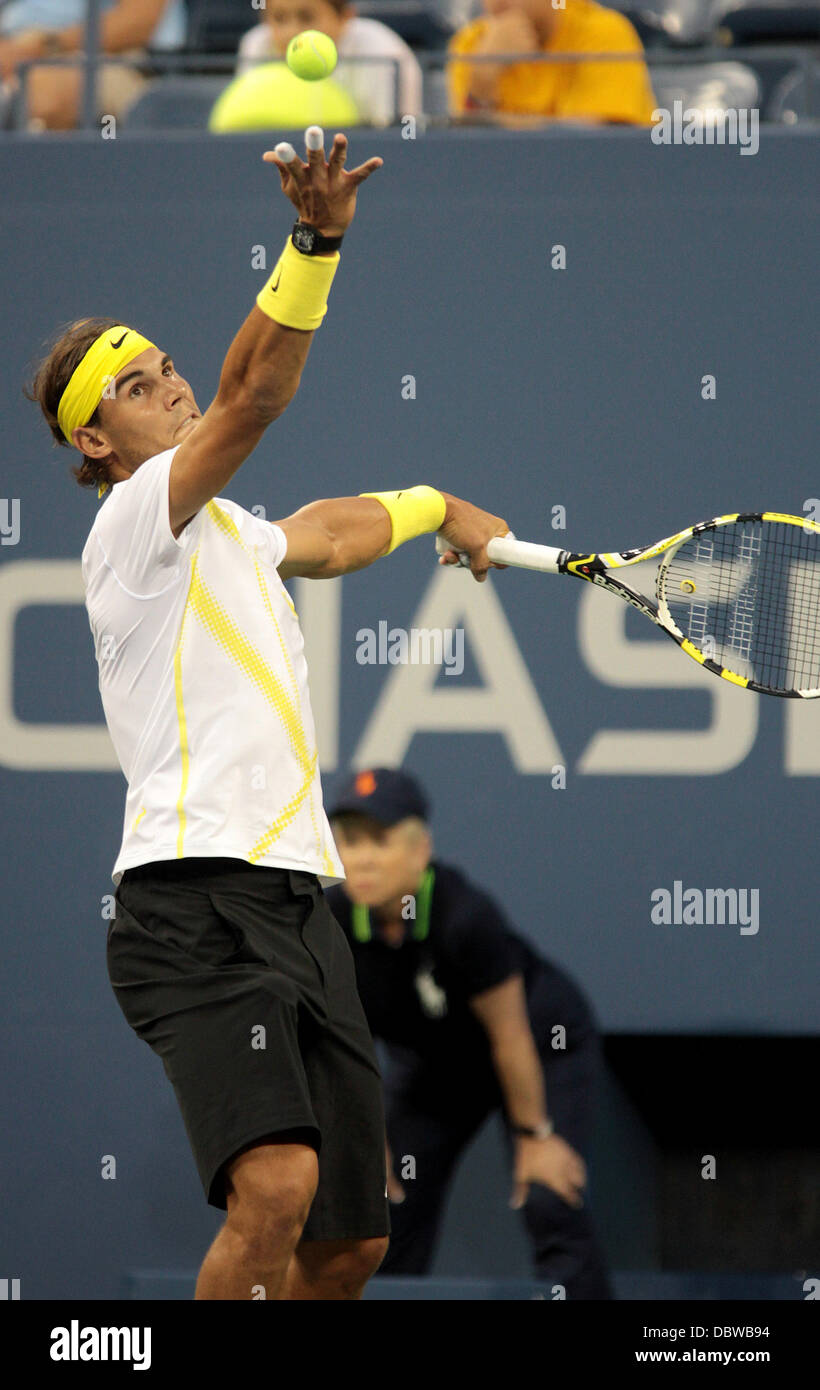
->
xmin=766 ymin=60 xmax=820 ymax=118
xmin=649 ymin=59 xmax=761 ymax=110
xmin=183 ymin=0 xmax=260 ymax=55
xmin=123 ymin=77 xmax=231 ymax=130
xmin=608 ymin=0 xmax=718 ymax=46
xmin=713 ymin=0 xmax=820 ymax=41
xmin=423 ymin=68 xmax=450 ymax=117
xmin=354 ymin=2 xmax=457 ymax=49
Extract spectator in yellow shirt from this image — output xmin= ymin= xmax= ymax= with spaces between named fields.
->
xmin=447 ymin=0 xmax=657 ymax=127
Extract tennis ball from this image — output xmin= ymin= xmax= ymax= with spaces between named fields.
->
xmin=208 ymin=64 xmax=358 ymax=133
xmin=286 ymin=30 xmax=338 ymax=82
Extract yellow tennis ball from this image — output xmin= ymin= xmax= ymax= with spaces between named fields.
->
xmin=286 ymin=30 xmax=338 ymax=81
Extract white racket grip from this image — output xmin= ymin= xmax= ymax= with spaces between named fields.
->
xmin=435 ymin=532 xmax=563 ymax=574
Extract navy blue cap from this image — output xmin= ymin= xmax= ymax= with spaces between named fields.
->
xmin=327 ymin=767 xmax=430 ymax=826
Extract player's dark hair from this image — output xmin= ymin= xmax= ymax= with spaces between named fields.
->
xmin=23 ymin=316 xmax=123 ymax=491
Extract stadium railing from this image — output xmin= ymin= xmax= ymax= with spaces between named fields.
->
xmin=2 ymin=40 xmax=819 ymax=133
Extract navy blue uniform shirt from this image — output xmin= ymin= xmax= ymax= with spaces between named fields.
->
xmin=326 ymin=860 xmax=596 ymax=1072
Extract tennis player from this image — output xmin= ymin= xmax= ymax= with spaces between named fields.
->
xmin=26 ymin=127 xmax=511 ymax=1300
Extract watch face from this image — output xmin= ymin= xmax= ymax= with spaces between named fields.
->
xmin=294 ymin=226 xmax=315 ymax=251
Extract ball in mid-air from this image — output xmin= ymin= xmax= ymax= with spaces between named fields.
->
xmin=286 ymin=30 xmax=338 ymax=81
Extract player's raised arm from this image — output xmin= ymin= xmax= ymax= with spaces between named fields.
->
xmin=168 ymin=128 xmax=382 ymax=536
xmin=276 ymin=489 xmax=510 ymax=584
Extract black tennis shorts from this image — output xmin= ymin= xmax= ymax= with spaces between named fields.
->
xmin=108 ymin=857 xmax=390 ymax=1242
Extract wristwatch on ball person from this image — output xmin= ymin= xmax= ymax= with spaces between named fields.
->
xmin=513 ymin=1120 xmax=555 ymax=1140
xmin=291 ymin=220 xmax=344 ymax=256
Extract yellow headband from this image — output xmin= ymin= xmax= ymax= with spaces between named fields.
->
xmin=57 ymin=325 xmax=156 ymax=448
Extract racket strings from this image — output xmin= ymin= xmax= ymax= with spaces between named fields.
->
xmin=659 ymin=521 xmax=820 ymax=694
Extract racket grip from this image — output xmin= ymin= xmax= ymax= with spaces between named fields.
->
xmin=435 ymin=532 xmax=564 ymax=573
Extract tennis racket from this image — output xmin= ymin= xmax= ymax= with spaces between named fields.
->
xmin=435 ymin=512 xmax=820 ymax=698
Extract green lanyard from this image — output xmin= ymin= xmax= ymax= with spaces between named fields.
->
xmin=351 ymin=865 xmax=435 ymax=943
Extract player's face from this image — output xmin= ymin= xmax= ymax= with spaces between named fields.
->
xmin=265 ymin=2 xmax=348 ymax=54
xmin=332 ymin=815 xmax=431 ymax=911
xmin=83 ymin=347 xmax=201 ymax=479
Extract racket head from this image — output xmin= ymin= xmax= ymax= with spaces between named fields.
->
xmin=654 ymin=513 xmax=820 ymax=697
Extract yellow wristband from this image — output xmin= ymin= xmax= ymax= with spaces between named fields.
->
xmin=360 ymin=486 xmax=447 ymax=553
xmin=256 ymin=238 xmax=340 ymax=331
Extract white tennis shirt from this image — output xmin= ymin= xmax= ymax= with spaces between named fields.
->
xmin=81 ymin=447 xmax=344 ymax=888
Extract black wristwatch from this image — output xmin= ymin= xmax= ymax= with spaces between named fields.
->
xmin=291 ymin=221 xmax=344 ymax=256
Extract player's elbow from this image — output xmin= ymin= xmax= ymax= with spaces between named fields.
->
xmin=247 ymin=364 xmax=307 ymax=424
xmin=318 ymin=534 xmax=347 ymax=578
xmin=248 ymin=387 xmax=292 ymax=426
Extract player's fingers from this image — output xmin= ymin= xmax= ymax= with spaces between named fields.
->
xmin=263 ymin=141 xmax=297 ymax=164
xmin=327 ymin=133 xmax=348 ymax=171
xmin=280 ymin=142 xmax=308 ymax=189
xmin=264 ymin=142 xmax=306 ymax=190
xmin=263 ymin=156 xmax=290 ymax=191
xmin=346 ymin=156 xmax=384 ymax=186
xmin=305 ymin=125 xmax=326 ymax=167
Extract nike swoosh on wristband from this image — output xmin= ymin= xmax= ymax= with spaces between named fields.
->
xmin=270 ymin=271 xmax=282 ymax=293
xmin=110 ymin=332 xmax=128 ymax=348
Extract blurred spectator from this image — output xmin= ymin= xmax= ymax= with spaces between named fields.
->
xmin=236 ymin=0 xmax=423 ymax=127
xmin=0 ymin=0 xmax=185 ymax=131
xmin=447 ymin=0 xmax=657 ymax=126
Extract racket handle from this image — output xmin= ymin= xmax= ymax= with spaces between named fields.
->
xmin=435 ymin=532 xmax=563 ymax=574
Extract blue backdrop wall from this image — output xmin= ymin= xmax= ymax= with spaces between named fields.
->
xmin=1 ymin=126 xmax=817 ymax=1297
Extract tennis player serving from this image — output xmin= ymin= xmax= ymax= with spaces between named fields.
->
xmin=26 ymin=128 xmax=513 ymax=1301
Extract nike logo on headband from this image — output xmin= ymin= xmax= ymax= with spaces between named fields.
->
xmin=110 ymin=332 xmax=128 ymax=349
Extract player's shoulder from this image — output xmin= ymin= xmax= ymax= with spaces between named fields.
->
xmin=341 ymin=16 xmax=415 ymax=56
xmin=86 ymin=448 xmax=174 ymax=539
xmin=81 ymin=448 xmax=186 ymax=586
xmin=207 ymin=495 xmax=286 ymax=553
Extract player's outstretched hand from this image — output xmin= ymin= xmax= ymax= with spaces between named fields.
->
xmin=509 ymin=1132 xmax=587 ymax=1211
xmin=262 ymin=129 xmax=383 ymax=238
